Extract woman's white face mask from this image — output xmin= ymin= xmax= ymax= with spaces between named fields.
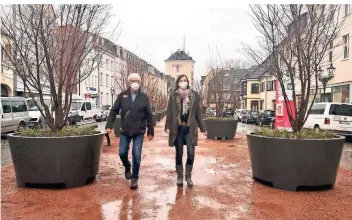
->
xmin=179 ymin=81 xmax=188 ymax=89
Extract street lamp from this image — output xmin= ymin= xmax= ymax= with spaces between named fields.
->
xmin=318 ymin=63 xmax=336 ymax=103
xmin=110 ymin=87 xmax=115 ymax=105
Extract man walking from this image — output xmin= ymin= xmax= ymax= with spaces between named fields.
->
xmin=105 ymin=73 xmax=154 ymax=190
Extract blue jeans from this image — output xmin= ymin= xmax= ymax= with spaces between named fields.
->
xmin=119 ymin=133 xmax=144 ymax=180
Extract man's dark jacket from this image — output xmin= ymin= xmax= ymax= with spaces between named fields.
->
xmin=105 ymin=88 xmax=154 ymax=137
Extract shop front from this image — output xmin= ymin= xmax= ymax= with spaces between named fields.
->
xmin=84 ymin=86 xmax=98 ymax=107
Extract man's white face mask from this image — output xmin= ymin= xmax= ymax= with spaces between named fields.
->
xmin=131 ymin=82 xmax=140 ymax=91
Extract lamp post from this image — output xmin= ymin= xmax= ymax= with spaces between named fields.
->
xmin=318 ymin=63 xmax=336 ymax=102
xmin=110 ymin=87 xmax=115 ymax=106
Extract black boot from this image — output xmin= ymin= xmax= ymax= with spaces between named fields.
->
xmin=176 ymin=165 xmax=183 ymax=186
xmin=185 ymin=165 xmax=193 ymax=187
xmin=125 ymin=165 xmax=132 ymax=180
xmin=130 ymin=179 xmax=138 ymax=190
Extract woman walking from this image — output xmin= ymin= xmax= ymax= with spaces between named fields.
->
xmin=165 ymin=74 xmax=207 ymax=187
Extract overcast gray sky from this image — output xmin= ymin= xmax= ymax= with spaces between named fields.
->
xmin=110 ymin=1 xmax=259 ymax=80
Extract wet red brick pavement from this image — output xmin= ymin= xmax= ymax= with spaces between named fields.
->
xmin=1 ymin=120 xmax=352 ymax=220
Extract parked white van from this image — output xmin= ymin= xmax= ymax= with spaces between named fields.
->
xmin=1 ymin=97 xmax=31 ymax=133
xmin=304 ymin=102 xmax=352 ymax=137
xmin=26 ymin=94 xmax=94 ymax=128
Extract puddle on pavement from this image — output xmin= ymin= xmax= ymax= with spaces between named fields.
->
xmin=100 ymin=200 xmax=123 ymax=219
xmin=195 ymin=196 xmax=226 ymax=209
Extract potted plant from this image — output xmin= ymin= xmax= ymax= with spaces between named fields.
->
xmin=242 ymin=5 xmax=346 ymax=191
xmin=203 ymin=55 xmax=244 ymax=140
xmin=1 ymin=4 xmax=114 ymax=188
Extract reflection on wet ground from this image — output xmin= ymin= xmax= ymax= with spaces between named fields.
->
xmin=2 ymin=121 xmax=352 ymax=220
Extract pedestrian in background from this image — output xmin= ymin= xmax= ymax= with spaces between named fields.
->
xmin=165 ymin=74 xmax=207 ymax=187
xmin=105 ymin=73 xmax=154 ymax=190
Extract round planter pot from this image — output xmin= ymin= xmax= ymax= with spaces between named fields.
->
xmin=113 ymin=117 xmax=121 ymax=137
xmin=246 ymin=133 xmax=345 ymax=191
xmin=204 ymin=119 xmax=238 ymax=140
xmin=7 ymin=132 xmax=105 ymax=189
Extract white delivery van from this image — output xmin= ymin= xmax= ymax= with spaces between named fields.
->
xmin=27 ymin=96 xmax=52 ymax=128
xmin=69 ymin=94 xmax=102 ymax=121
xmin=1 ymin=97 xmax=31 ymax=133
xmin=304 ymin=102 xmax=352 ymax=137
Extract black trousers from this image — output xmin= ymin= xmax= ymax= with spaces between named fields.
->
xmin=175 ymin=126 xmax=195 ymax=166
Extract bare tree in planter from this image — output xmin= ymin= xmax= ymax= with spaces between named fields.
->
xmin=242 ymin=4 xmax=345 ymax=132
xmin=1 ymin=4 xmax=115 ymax=131
xmin=1 ymin=4 xmax=119 ymax=188
xmin=242 ymin=4 xmax=347 ymax=192
xmin=203 ymin=48 xmax=242 ymax=139
xmin=114 ymin=67 xmax=129 ymax=94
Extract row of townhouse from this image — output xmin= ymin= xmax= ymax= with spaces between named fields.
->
xmin=78 ymin=37 xmax=175 ymax=107
xmin=240 ymin=4 xmax=352 ymax=112
xmin=1 ymin=32 xmax=175 ymax=108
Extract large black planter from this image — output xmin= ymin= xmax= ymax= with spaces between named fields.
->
xmin=7 ymin=132 xmax=104 ymax=188
xmin=113 ymin=117 xmax=121 ymax=137
xmin=204 ymin=119 xmax=238 ymax=140
xmin=246 ymin=133 xmax=345 ymax=191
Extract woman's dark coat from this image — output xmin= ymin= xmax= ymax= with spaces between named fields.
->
xmin=165 ymin=89 xmax=206 ymax=147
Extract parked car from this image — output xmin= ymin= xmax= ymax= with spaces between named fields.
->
xmin=206 ymin=108 xmax=216 ymax=116
xmin=270 ymin=117 xmax=275 ymax=129
xmin=303 ymin=102 xmax=352 ymax=137
xmin=1 ymin=97 xmax=31 ymax=133
xmin=238 ymin=109 xmax=250 ymax=122
xmin=27 ymin=97 xmax=81 ymax=128
xmin=222 ymin=108 xmax=235 ymax=117
xmin=242 ymin=111 xmax=259 ymax=124
xmin=257 ymin=110 xmax=275 ymax=126
xmin=100 ymin=105 xmax=111 ymax=121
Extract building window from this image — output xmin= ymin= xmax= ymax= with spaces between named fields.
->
xmin=251 ymin=83 xmax=259 ymax=94
xmin=343 ymin=34 xmax=349 ymax=59
xmin=266 ymin=81 xmax=273 ymax=91
xmin=111 ymin=76 xmax=114 ymax=87
xmin=251 ymin=101 xmax=259 ymax=111
xmin=106 ymin=93 xmax=109 ymax=104
xmin=95 ymin=76 xmax=98 ymax=86
xmin=106 ymin=59 xmax=109 ymax=70
xmin=328 ymin=40 xmax=333 ymax=63
xmin=344 ymin=4 xmax=350 ymax=17
xmin=100 ymin=73 xmax=103 ymax=85
xmin=100 ymin=92 xmax=103 ymax=105
xmin=260 ymin=82 xmax=265 ymax=92
xmin=106 ymin=74 xmax=109 ymax=86
xmin=111 ymin=61 xmax=113 ymax=71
